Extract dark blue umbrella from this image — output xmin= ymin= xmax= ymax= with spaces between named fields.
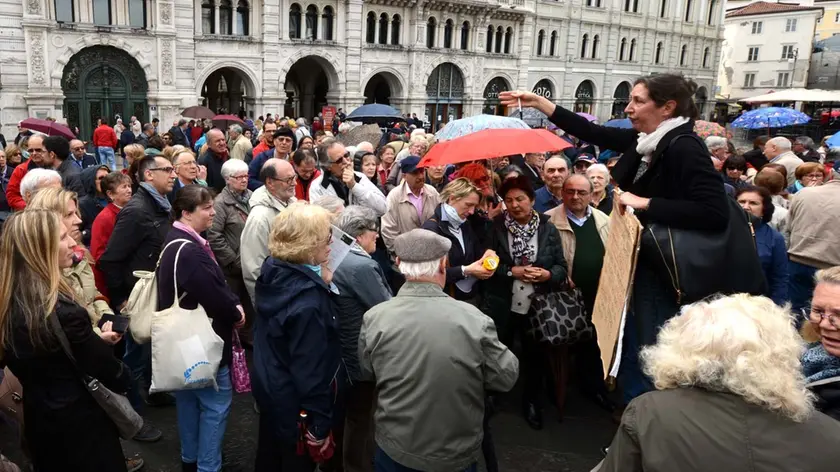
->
xmin=346 ymin=104 xmax=403 ymax=124
xmin=604 ymin=118 xmax=632 ymax=129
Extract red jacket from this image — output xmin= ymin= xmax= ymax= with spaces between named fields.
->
xmin=92 ymin=124 xmax=118 ymax=148
xmin=90 ymin=203 xmax=121 ymax=296
xmin=253 ymin=141 xmax=270 ymax=157
xmin=6 ymin=160 xmax=33 ymax=211
xmin=296 ymin=169 xmax=321 ymax=201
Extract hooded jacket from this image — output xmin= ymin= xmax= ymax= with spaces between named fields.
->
xmin=252 ymin=259 xmax=344 ymax=443
xmin=56 ymin=157 xmax=85 ymax=196
xmin=240 ymin=186 xmax=294 ymax=301
xmin=78 ymin=165 xmax=110 ymax=246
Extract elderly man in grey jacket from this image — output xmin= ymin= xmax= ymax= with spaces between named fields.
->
xmin=333 ymin=205 xmax=392 ymax=472
xmin=359 ymin=229 xmax=519 ymax=472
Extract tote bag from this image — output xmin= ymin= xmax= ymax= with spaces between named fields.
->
xmin=149 ymin=240 xmax=224 ymax=393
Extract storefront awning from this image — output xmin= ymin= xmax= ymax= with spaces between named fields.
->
xmin=739 ymin=89 xmax=840 ymax=103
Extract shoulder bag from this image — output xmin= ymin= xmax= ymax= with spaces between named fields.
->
xmin=47 ymin=310 xmax=143 ymax=439
xmin=527 ymin=286 xmax=594 ymax=346
xmin=0 ymin=368 xmax=23 ymax=426
xmin=639 ymin=134 xmax=767 ymax=305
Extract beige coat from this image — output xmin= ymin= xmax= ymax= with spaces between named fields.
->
xmin=240 ymin=186 xmax=294 ymax=301
xmin=380 ymin=182 xmax=440 ymax=254
xmin=769 ymin=151 xmax=804 ymax=186
xmin=545 ymin=204 xmax=610 ymax=277
xmin=64 ymin=252 xmax=112 ymax=334
xmin=229 ymin=134 xmax=253 ymax=162
xmin=786 ymin=179 xmax=840 ymax=269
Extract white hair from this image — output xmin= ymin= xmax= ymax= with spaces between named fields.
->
xmin=220 ymin=158 xmax=249 ymax=180
xmin=296 ymin=118 xmax=307 ymax=127
xmin=585 ymin=163 xmax=610 ymax=180
xmin=398 ymin=259 xmax=442 ymax=279
xmin=311 ymin=195 xmax=345 ymax=217
xmin=20 ymin=169 xmax=62 ymax=200
xmin=642 ymin=294 xmax=814 ymax=422
xmin=357 ymin=141 xmax=374 ymax=153
xmin=704 ymin=136 xmax=727 ymax=151
xmin=338 ymin=122 xmax=353 ymax=133
xmin=767 ymin=136 xmax=792 ymax=152
xmin=410 ymin=128 xmax=426 ymax=139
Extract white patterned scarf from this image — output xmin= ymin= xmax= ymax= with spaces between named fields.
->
xmin=632 ymin=116 xmax=690 ymax=183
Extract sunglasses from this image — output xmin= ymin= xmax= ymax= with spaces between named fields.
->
xmin=330 ymin=152 xmax=350 ymax=164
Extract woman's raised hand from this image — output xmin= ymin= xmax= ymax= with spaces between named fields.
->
xmin=498 ymin=91 xmax=553 ymax=115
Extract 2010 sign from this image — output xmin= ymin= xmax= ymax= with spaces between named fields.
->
xmin=533 ymin=86 xmax=552 ymax=99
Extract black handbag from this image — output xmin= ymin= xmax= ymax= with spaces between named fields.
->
xmin=526 ymin=287 xmax=594 ymax=345
xmin=48 ymin=311 xmax=143 ymax=439
xmin=639 ymin=136 xmax=767 ymax=305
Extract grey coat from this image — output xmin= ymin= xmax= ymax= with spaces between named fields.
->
xmin=208 ymin=186 xmax=251 ymax=276
xmin=331 ymin=246 xmax=392 ymax=381
xmin=359 ymin=282 xmax=519 ymax=472
xmin=601 ymin=388 xmax=840 ymax=472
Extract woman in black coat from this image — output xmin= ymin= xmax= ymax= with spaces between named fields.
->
xmin=0 ymin=211 xmax=130 ymax=471
xmin=501 ymin=74 xmax=729 ymax=403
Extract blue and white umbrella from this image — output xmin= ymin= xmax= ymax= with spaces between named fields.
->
xmin=825 ymin=133 xmax=840 ymax=148
xmin=604 ymin=118 xmax=633 ymax=129
xmin=507 ymin=107 xmax=551 ymax=128
xmin=731 ymin=107 xmax=811 ymax=129
xmin=436 ymin=114 xmax=531 ymax=141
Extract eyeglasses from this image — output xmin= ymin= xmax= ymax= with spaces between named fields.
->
xmin=275 ymin=137 xmax=293 ymax=143
xmin=809 ymin=308 xmax=839 ymax=329
xmin=802 ymin=173 xmax=824 ymax=180
xmin=149 ymin=167 xmax=175 ymax=174
xmin=272 ymin=175 xmax=297 ymax=185
xmin=330 ymin=152 xmax=350 ymax=165
xmin=230 ymin=174 xmax=249 ymax=180
xmin=563 ymin=189 xmax=591 ymax=197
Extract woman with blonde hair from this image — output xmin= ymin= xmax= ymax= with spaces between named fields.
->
xmin=599 ymin=294 xmax=840 ymax=471
xmin=802 ymin=266 xmax=840 ymax=421
xmin=0 ymin=210 xmax=131 ymax=471
xmin=252 ymin=202 xmax=346 ymax=470
xmin=123 ymin=143 xmax=146 ymax=191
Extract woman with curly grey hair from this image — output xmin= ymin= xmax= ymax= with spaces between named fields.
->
xmin=598 ymin=294 xmax=840 ymax=471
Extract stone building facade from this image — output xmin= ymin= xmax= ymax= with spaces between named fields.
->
xmin=0 ymin=0 xmax=724 ymax=139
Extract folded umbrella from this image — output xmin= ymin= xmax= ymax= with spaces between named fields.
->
xmin=19 ymin=118 xmax=75 ymax=139
xmin=418 ymin=128 xmax=572 ymax=168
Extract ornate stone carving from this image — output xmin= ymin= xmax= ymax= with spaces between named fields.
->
xmin=51 ymin=34 xmax=65 ymax=49
xmin=142 ymin=40 xmax=153 ymax=53
xmin=61 ymin=45 xmax=148 ymax=93
xmin=30 ymin=33 xmax=46 ymax=85
xmin=27 ymin=0 xmax=41 ymax=15
xmin=161 ymin=39 xmax=173 ymax=86
xmin=160 ymin=3 xmax=172 ymax=24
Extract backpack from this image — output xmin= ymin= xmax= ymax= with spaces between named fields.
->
xmin=125 ymin=239 xmax=190 ymax=343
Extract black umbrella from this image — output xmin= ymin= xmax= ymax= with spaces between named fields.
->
xmin=346 ymin=104 xmax=403 ymax=124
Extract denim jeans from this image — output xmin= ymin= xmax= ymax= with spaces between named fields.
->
xmin=123 ymin=330 xmax=152 ymax=413
xmin=97 ymin=146 xmax=116 ymax=170
xmin=788 ymin=260 xmax=818 ymax=316
xmin=175 ymin=366 xmax=233 ymax=472
xmin=374 ymin=447 xmax=477 ymax=472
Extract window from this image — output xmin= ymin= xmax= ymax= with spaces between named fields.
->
xmin=777 ymin=72 xmax=790 ymax=87
xmin=743 ymin=73 xmax=755 ymax=88
xmin=504 ymin=27 xmax=512 ymax=54
xmin=290 ymin=4 xmax=302 ymax=39
xmin=322 ymin=6 xmax=334 ymax=41
xmin=365 ymin=12 xmax=375 ymax=44
xmin=236 ymin=0 xmax=249 ymax=36
xmin=707 ymin=0 xmax=716 ymax=25
xmin=495 ymin=26 xmax=503 ymax=53
xmin=92 ymin=0 xmax=110 ymax=25
xmin=444 ymin=20 xmax=453 ymax=49
xmin=619 ymin=37 xmax=627 ymax=61
xmin=379 ymin=13 xmax=388 ymax=45
xmin=391 ymin=15 xmax=401 ymax=45
xmin=486 ymin=25 xmax=493 ymax=52
xmin=751 ymin=21 xmax=762 ymax=34
xmin=680 ymin=44 xmax=688 ymax=65
xmin=748 ymin=46 xmax=759 ymax=61
xmin=684 ymin=0 xmax=692 ymax=22
xmin=537 ymin=29 xmax=545 ymax=56
xmin=836 ymin=13 xmax=840 ymax=23
xmin=785 ymin=19 xmax=797 ymax=32
xmin=592 ymin=34 xmax=599 ymax=59
xmin=305 ymin=5 xmax=318 ymax=40
xmin=586 ymin=0 xmax=601 ymax=6
xmin=580 ymin=34 xmax=589 ymax=58
xmin=659 ymin=0 xmax=667 ymax=18
xmin=219 ymin=0 xmax=232 ymax=35
xmin=460 ymin=21 xmax=469 ymax=50
xmin=128 ymin=0 xmax=145 ymax=28
xmin=550 ymin=31 xmax=557 ymax=56
xmin=702 ymin=47 xmax=710 ymax=68
xmin=623 ymin=0 xmax=638 ymax=13
xmin=201 ymin=0 xmax=214 ymax=34
xmin=629 ymin=38 xmax=637 ymax=61
xmin=781 ymin=45 xmax=794 ymax=59
xmin=655 ymin=41 xmax=663 ymax=64
xmin=55 ymin=0 xmax=73 ymax=22
xmin=426 ymin=17 xmax=436 ymax=48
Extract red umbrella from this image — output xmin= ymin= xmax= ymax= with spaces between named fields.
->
xmin=418 ymin=129 xmax=572 ymax=168
xmin=181 ymin=106 xmax=216 ymax=120
xmin=212 ymin=114 xmax=244 ymax=128
xmin=19 ymin=118 xmax=75 ymax=139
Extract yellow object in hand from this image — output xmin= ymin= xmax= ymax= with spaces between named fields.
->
xmin=482 ymin=256 xmax=499 ymax=271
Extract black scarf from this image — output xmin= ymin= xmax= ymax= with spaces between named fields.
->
xmin=321 ymin=171 xmax=360 ymax=206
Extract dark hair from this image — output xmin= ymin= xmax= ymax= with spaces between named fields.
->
xmin=722 ymin=154 xmax=747 ymax=173
xmin=137 ymin=155 xmax=161 ymax=182
xmin=736 ymin=185 xmax=774 ymax=224
xmin=171 ymin=185 xmax=214 ymax=221
xmin=298 ymin=135 xmax=314 ymax=148
xmin=152 ymin=117 xmax=159 ymax=123
xmin=259 ymin=160 xmax=280 ymax=183
xmin=163 ymin=131 xmax=175 ymax=141
xmin=147 ymin=135 xmax=165 ymax=151
xmin=498 ymin=165 xmax=524 ymax=180
xmin=292 ymin=149 xmax=317 ymax=167
xmin=178 ymin=119 xmax=187 ymax=127
xmin=314 ymin=130 xmax=327 ymax=139
xmin=752 ymin=135 xmax=770 ymax=150
xmin=272 ymin=128 xmax=297 ymax=151
xmin=258 ymin=115 xmax=264 ymax=121
xmin=101 ymin=171 xmax=131 ymax=200
xmin=100 ymin=117 xmax=109 ymax=125
xmin=497 ymin=175 xmax=536 ymax=201
xmin=633 ymin=74 xmax=699 ymax=120
xmin=44 ymin=136 xmax=70 ymax=160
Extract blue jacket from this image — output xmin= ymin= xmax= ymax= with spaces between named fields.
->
xmin=248 ymin=149 xmax=275 ymax=191
xmin=534 ymin=186 xmax=561 ymax=214
xmin=754 ymin=221 xmax=789 ymax=306
xmin=252 ymin=259 xmax=345 ymax=443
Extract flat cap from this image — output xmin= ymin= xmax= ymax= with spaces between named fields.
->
xmin=400 ymin=155 xmax=422 ymax=174
xmin=394 ymin=229 xmax=451 ymax=262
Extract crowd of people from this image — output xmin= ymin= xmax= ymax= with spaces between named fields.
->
xmin=0 ymin=72 xmax=838 ymax=472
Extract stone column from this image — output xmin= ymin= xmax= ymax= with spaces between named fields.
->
xmin=214 ymin=0 xmax=220 ymax=34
